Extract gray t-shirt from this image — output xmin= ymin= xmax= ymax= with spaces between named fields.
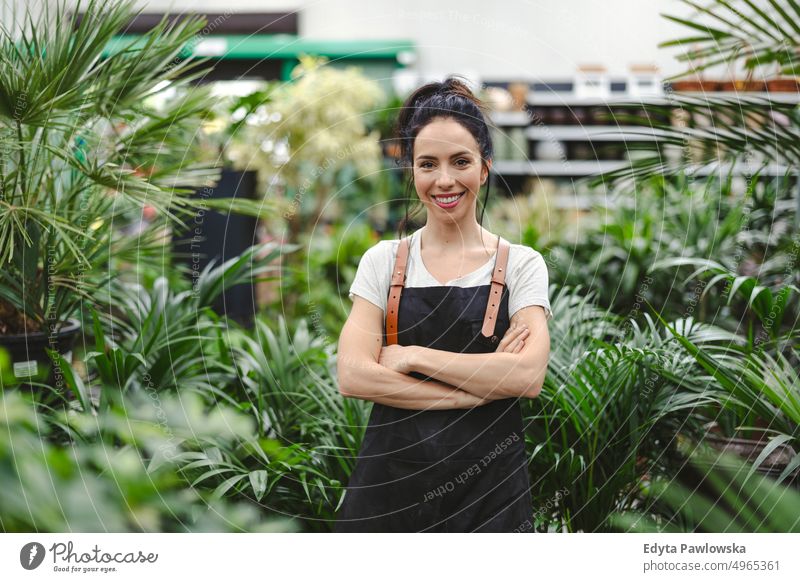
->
xmin=348 ymin=229 xmax=552 ymax=321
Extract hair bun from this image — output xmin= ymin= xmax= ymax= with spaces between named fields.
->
xmin=439 ymin=76 xmax=483 ymax=106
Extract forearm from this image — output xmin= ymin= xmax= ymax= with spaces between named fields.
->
xmin=409 ymin=347 xmax=543 ymax=399
xmin=338 ymin=357 xmax=489 ymax=410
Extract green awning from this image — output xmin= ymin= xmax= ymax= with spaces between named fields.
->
xmin=104 ymin=34 xmax=414 ymax=60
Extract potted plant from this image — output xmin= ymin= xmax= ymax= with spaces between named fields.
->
xmin=666 ymin=43 xmax=721 ymax=92
xmin=648 ymin=297 xmax=800 ymax=489
xmin=704 ymin=433 xmax=799 ymax=484
xmin=0 ymin=0 xmax=224 ymax=387
xmin=765 ymin=64 xmax=800 ymax=92
xmin=613 ymin=444 xmax=800 ymax=532
xmin=232 ymin=54 xmax=385 ymax=243
xmin=766 ymin=77 xmax=800 ymax=92
xmin=719 ymin=66 xmax=767 ymax=92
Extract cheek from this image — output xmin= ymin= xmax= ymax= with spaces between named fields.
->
xmin=414 ymin=173 xmax=434 ymax=191
xmin=466 ymin=169 xmax=483 ymax=189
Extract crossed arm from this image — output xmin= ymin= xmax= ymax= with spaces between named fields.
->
xmin=380 ymin=305 xmax=549 ymax=400
xmin=337 ymin=296 xmax=549 ymax=410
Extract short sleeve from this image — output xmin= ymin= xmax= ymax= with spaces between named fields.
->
xmin=348 ymin=241 xmax=392 ymax=314
xmin=508 ymin=246 xmax=552 ymax=321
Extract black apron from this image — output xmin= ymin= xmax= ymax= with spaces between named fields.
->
xmin=334 ymin=277 xmax=533 ymax=532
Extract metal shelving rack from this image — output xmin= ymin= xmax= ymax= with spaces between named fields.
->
xmin=488 ymin=85 xmax=800 ymax=187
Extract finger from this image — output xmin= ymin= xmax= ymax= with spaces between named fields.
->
xmin=496 ymin=338 xmax=508 ymax=352
xmin=513 ymin=339 xmax=525 ymax=353
xmin=504 ymin=329 xmax=529 ymax=353
xmin=496 ymin=325 xmax=525 ymax=351
xmin=506 ymin=335 xmax=523 ymax=352
xmin=500 ymin=336 xmax=520 ymax=353
xmin=496 ymin=330 xmax=519 ymax=352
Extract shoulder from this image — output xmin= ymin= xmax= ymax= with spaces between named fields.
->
xmin=505 ymin=241 xmax=547 ymax=272
xmin=356 ymin=238 xmax=406 ymax=277
xmin=361 ymin=238 xmax=397 ymax=260
xmin=502 ymin=240 xmax=552 ymax=320
xmin=365 ymin=235 xmax=416 ymax=261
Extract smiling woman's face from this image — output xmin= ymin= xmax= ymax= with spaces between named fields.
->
xmin=413 ymin=117 xmax=490 ymax=223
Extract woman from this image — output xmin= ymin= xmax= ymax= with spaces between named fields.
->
xmin=334 ymin=76 xmax=552 ymax=533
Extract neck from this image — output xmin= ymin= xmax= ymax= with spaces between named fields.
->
xmin=420 ymin=220 xmax=494 ymax=253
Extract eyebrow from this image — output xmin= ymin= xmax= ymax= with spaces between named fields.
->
xmin=415 ymin=151 xmax=474 ymax=161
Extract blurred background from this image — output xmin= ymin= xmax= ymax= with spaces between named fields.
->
xmin=0 ymin=0 xmax=798 ymax=534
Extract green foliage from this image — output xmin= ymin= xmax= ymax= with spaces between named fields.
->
xmin=0 ymin=389 xmax=296 ymax=532
xmin=650 ymin=303 xmax=800 ymax=480
xmin=0 ymin=347 xmax=15 ymax=387
xmin=650 ymin=256 xmax=800 ymax=343
xmin=274 ymin=221 xmax=381 ymax=337
xmin=523 ymin=287 xmax=727 ymax=531
xmin=12 ymin=246 xmax=364 ymax=532
xmin=661 ymin=0 xmax=800 ymax=78
xmin=612 ymin=443 xmax=800 ymax=533
xmin=554 ymin=173 xmax=798 ymax=327
xmin=231 ymin=315 xmax=370 ymax=530
xmin=84 ymin=242 xmax=284 ymax=401
xmin=233 ymin=54 xmax=386 ymax=237
xmin=0 ymin=0 xmax=222 ymax=332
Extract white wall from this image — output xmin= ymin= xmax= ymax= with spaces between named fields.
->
xmin=1 ymin=0 xmax=47 ymax=35
xmin=301 ymin=0 xmax=693 ymax=81
xmin=76 ymin=0 xmax=725 ymax=82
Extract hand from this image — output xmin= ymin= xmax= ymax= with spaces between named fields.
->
xmin=378 ymin=344 xmax=415 ymax=374
xmin=496 ymin=322 xmax=529 ymax=353
xmin=452 ymin=388 xmax=494 ymax=409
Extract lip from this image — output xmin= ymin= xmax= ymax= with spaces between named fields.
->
xmin=432 ymin=191 xmax=465 ymax=209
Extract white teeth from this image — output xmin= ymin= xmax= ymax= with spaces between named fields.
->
xmin=435 ymin=193 xmax=463 ymax=204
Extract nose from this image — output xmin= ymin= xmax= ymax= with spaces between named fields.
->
xmin=435 ymin=168 xmax=456 ymax=189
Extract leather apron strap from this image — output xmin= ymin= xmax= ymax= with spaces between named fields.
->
xmin=481 ymin=236 xmax=511 ymax=342
xmin=385 ymin=236 xmax=410 ymax=346
xmin=384 ymin=234 xmax=511 ymax=346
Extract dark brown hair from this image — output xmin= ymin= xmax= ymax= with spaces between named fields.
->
xmin=394 ymin=75 xmax=494 ymax=239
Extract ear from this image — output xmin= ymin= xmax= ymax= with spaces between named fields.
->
xmin=481 ymin=159 xmax=492 ymax=184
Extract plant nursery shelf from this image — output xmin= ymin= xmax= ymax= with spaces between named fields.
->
xmin=493 ymin=160 xmax=793 ymax=178
xmin=487 ymin=82 xmax=799 ymax=182
xmin=525 ymin=125 xmax=663 ymax=141
xmin=493 ymin=160 xmax=627 ymax=176
xmin=523 ymin=90 xmax=800 ymax=106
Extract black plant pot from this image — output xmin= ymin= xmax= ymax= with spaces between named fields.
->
xmin=172 ymin=169 xmax=259 ymax=327
xmin=706 ymin=435 xmax=800 ymax=487
xmin=673 ymin=434 xmax=800 ymax=502
xmin=0 ymin=318 xmax=81 ymax=392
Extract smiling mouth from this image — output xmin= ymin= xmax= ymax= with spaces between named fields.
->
xmin=432 ymin=191 xmax=465 ymax=206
